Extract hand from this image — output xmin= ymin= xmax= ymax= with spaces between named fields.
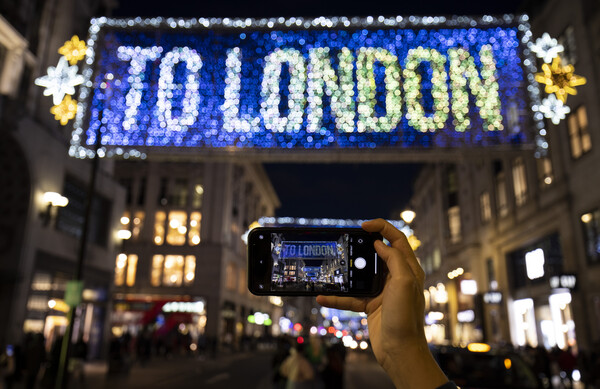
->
xmin=316 ymin=219 xmax=448 ymax=389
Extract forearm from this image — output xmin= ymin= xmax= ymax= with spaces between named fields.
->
xmin=381 ymin=342 xmax=449 ymax=389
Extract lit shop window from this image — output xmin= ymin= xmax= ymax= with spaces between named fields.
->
xmin=151 ymin=255 xmax=164 ymax=286
xmin=189 ymin=212 xmax=201 ymax=245
xmin=114 ymin=253 xmax=138 ymax=287
xmin=151 ymin=255 xmax=196 ymax=286
xmin=568 ymin=105 xmax=591 ymax=159
xmin=166 ymin=211 xmax=187 ymax=246
xmin=154 ymin=211 xmax=166 ymax=245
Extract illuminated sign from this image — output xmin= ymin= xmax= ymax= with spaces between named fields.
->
xmin=483 ymin=291 xmax=503 ymax=304
xmin=162 ymin=301 xmax=205 ymax=313
xmin=71 ymin=15 xmax=544 ymax=160
xmin=549 ymin=274 xmax=577 ymax=290
xmin=281 ymin=241 xmax=338 ymax=259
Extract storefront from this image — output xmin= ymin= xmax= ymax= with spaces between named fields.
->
xmin=506 ymin=234 xmax=577 ymax=350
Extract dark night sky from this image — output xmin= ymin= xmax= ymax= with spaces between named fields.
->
xmin=111 ymin=0 xmax=525 ymax=219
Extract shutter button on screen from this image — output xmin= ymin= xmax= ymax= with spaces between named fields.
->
xmin=355 ymin=257 xmax=366 ymax=269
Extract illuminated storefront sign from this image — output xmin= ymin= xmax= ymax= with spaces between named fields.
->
xmin=69 ymin=15 xmax=545 ymax=159
xmin=483 ymin=291 xmax=503 ymax=304
xmin=549 ymin=274 xmax=577 ymax=290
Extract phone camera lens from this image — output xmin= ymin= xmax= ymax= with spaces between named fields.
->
xmin=258 ymin=284 xmax=264 ymax=289
xmin=259 ymin=235 xmax=264 ymax=240
xmin=358 ymin=238 xmax=363 ymax=244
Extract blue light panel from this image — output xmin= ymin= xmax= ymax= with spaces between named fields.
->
xmin=74 ymin=16 xmax=538 ymax=158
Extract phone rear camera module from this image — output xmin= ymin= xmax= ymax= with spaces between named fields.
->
xmin=355 ymin=257 xmax=367 ymax=269
xmin=358 ymin=238 xmax=363 ymax=244
xmin=258 ymin=284 xmax=264 ymax=290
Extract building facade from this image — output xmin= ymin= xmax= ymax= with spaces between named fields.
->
xmin=412 ymin=0 xmax=600 ymax=351
xmin=0 ymin=0 xmax=125 ymax=356
xmin=111 ymin=160 xmax=280 ymax=350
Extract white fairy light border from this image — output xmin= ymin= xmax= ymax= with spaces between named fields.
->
xmin=71 ymin=13 xmax=547 ymax=159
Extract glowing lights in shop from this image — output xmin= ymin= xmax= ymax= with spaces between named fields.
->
xmin=504 ymin=358 xmax=512 ymax=370
xmin=42 ymin=192 xmax=69 ymax=207
xmin=457 ymin=310 xmax=475 ymax=323
xmin=429 ymin=283 xmax=448 ymax=304
xmin=581 ymin=213 xmax=593 ymax=224
xmin=460 ymin=279 xmax=478 ymax=295
xmin=467 ymin=343 xmax=491 ymax=352
xmin=69 ymin=15 xmax=540 ymax=159
xmin=426 ymin=311 xmax=445 ymax=325
xmin=525 ymin=248 xmax=545 ymax=280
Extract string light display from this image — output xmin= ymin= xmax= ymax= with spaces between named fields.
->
xmin=535 ymin=55 xmax=586 ymax=104
xmin=35 ymin=36 xmax=86 ymax=125
xmin=70 ymin=15 xmax=542 ymax=159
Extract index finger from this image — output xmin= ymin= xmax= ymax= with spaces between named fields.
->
xmin=362 ymin=218 xmax=410 ymax=253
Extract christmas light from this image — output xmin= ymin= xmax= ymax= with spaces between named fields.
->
xmin=58 ymin=36 xmax=88 ymax=65
xmin=50 ymin=95 xmax=78 ymax=125
xmin=35 ymin=57 xmax=84 ymax=105
xmin=529 ymin=32 xmax=564 ymax=64
xmin=69 ymin=15 xmax=536 ymax=159
xmin=533 ymin=94 xmax=570 ymax=125
xmin=535 ymin=55 xmax=586 ymax=103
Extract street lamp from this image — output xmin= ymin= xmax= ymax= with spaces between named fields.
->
xmin=400 ymin=209 xmax=416 ymax=225
xmin=41 ymin=191 xmax=69 ymax=226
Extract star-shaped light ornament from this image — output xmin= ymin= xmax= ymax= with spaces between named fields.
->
xmin=35 ymin=57 xmax=85 ymax=105
xmin=50 ymin=95 xmax=78 ymax=125
xmin=533 ymin=94 xmax=571 ymax=125
xmin=535 ymin=55 xmax=586 ymax=103
xmin=58 ymin=35 xmax=87 ymax=65
xmin=529 ymin=33 xmax=564 ymax=63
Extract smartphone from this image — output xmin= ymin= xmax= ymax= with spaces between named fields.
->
xmin=247 ymin=227 xmax=385 ymax=296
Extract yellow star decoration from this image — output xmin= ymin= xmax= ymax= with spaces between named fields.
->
xmin=58 ymin=36 xmax=87 ymax=65
xmin=50 ymin=95 xmax=78 ymax=125
xmin=535 ymin=55 xmax=586 ymax=103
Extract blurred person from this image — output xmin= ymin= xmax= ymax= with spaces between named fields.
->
xmin=317 ymin=219 xmax=456 ymax=389
xmin=24 ymin=333 xmax=46 ymax=389
xmin=272 ymin=336 xmax=292 ymax=389
xmin=280 ymin=343 xmax=314 ymax=389
xmin=322 ymin=340 xmax=346 ymax=389
xmin=305 ymin=336 xmax=326 ymax=388
xmin=558 ymin=346 xmax=577 ymax=388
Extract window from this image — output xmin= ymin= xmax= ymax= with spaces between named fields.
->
xmin=171 ymin=179 xmax=188 ymax=207
xmin=558 ymin=26 xmax=577 ymax=65
xmin=239 ymin=269 xmax=247 ymax=295
xmin=581 ymin=209 xmax=600 ymax=264
xmin=189 ymin=212 xmax=201 ymax=245
xmin=158 ymin=177 xmax=168 ymax=205
xmin=166 ymin=211 xmax=187 ymax=245
xmin=151 ymin=255 xmax=196 ymax=286
xmin=494 ymin=161 xmax=508 ymax=217
xmin=448 ymin=206 xmax=461 ymax=243
xmin=119 ymin=178 xmax=133 ymax=205
xmin=226 ymin=263 xmax=237 ymax=291
xmin=512 ymin=157 xmax=528 ymax=206
xmin=56 ymin=175 xmax=111 ymax=246
xmin=114 ymin=254 xmax=138 ymax=287
xmin=568 ymin=106 xmax=592 ymax=159
xmin=137 ymin=177 xmax=146 ymax=206
xmin=154 ymin=211 xmax=166 ymax=245
xmin=480 ymin=191 xmax=492 ymax=223
xmin=131 ymin=211 xmax=145 ymax=240
xmin=536 ymin=156 xmax=554 ymax=187
xmin=192 ymin=183 xmax=204 ymax=209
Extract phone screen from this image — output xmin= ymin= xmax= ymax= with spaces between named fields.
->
xmin=248 ymin=227 xmax=384 ymax=296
